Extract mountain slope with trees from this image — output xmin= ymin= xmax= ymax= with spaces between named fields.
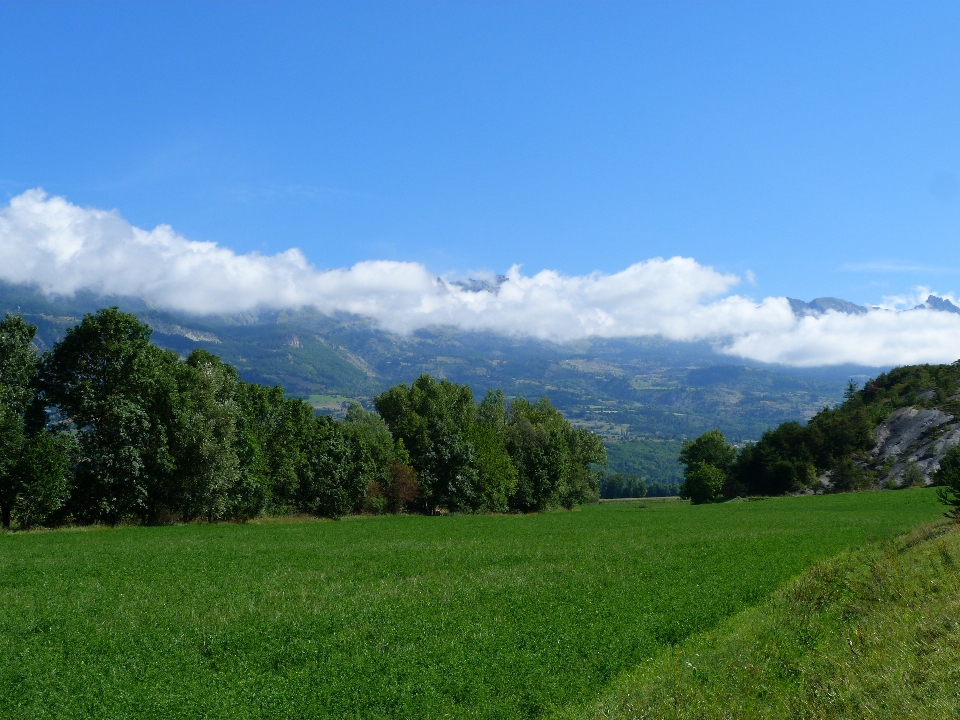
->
xmin=678 ymin=361 xmax=960 ymax=503
xmin=0 ymin=281 xmax=853 ymax=446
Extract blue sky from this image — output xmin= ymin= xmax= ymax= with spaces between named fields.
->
xmin=2 ymin=1 xmax=959 ymax=306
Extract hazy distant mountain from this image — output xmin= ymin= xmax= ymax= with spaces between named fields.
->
xmin=787 ymin=297 xmax=868 ymax=316
xmin=0 ymin=281 xmax=876 ymax=443
xmin=787 ymin=294 xmax=960 ymax=317
xmin=914 ymin=295 xmax=960 ymax=314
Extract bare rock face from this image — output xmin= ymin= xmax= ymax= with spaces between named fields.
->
xmin=871 ymin=402 xmax=960 ymax=487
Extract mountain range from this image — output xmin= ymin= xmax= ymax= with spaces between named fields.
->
xmin=3 ymin=282 xmax=900 ymax=445
xmin=787 ymin=294 xmax=960 ymax=316
xmin=12 ymin=281 xmax=960 ymax=485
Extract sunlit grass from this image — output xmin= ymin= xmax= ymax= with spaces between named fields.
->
xmin=571 ymin=516 xmax=960 ymax=720
xmin=0 ymin=490 xmax=942 ymax=719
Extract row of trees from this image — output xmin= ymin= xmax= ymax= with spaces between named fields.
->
xmin=374 ymin=375 xmax=606 ymax=513
xmin=595 ymin=470 xmax=679 ymax=499
xmin=0 ymin=308 xmax=606 ymax=529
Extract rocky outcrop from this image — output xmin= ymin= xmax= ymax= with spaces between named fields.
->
xmin=870 ymin=402 xmax=960 ymax=486
xmin=149 ymin=320 xmax=221 ymax=344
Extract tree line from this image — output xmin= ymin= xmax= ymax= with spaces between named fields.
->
xmin=594 ymin=470 xmax=679 ymax=499
xmin=676 ymin=385 xmax=881 ymax=504
xmin=0 ymin=308 xmax=606 ymax=530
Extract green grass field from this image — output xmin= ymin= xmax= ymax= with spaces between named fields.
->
xmin=0 ymin=490 xmax=943 ymax=719
xmin=573 ymin=520 xmax=960 ymax=719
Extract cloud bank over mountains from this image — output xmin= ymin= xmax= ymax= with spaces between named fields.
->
xmin=3 ymin=189 xmax=960 ymax=368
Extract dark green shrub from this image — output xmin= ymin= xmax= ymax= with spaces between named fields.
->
xmin=935 ymin=446 xmax=960 ymax=520
xmin=903 ymin=461 xmax=924 ymax=488
xmin=830 ymin=457 xmax=873 ymax=492
xmin=682 ymin=462 xmax=726 ymax=505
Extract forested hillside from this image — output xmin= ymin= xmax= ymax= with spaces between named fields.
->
xmin=677 ymin=361 xmax=960 ymax=503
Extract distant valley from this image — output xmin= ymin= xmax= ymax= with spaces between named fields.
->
xmin=1 ymin=282 xmax=902 ymax=484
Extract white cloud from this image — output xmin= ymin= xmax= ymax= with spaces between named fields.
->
xmin=3 ymin=189 xmax=960 ymax=368
xmin=875 ymin=286 xmax=960 ymax=311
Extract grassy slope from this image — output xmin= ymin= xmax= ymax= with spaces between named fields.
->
xmin=0 ymin=491 xmax=942 ymax=719
xmin=570 ymin=517 xmax=960 ymax=720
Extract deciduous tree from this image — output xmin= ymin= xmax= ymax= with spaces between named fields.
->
xmin=0 ymin=313 xmax=71 ymax=530
xmin=37 ymin=308 xmax=173 ymax=523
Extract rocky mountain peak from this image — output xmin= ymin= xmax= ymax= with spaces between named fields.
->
xmin=913 ymin=295 xmax=960 ymax=314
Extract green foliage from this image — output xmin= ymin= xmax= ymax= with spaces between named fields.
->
xmin=679 ymin=429 xmax=736 ymax=475
xmin=170 ymin=350 xmax=244 ymax=522
xmin=233 ymin=380 xmax=312 ymax=514
xmin=375 ymin=374 xmax=481 ymax=513
xmin=385 ymin=461 xmax=419 ymax=513
xmin=566 ymin=426 xmax=607 ymax=506
xmin=467 ymin=422 xmax=516 ymax=512
xmin=597 ymin=470 xmax=648 ymax=499
xmin=903 ymin=460 xmax=924 ymax=488
xmin=0 ymin=312 xmax=38 ymax=415
xmin=361 ymin=479 xmax=388 ymax=514
xmin=673 ymin=365 xmax=960 ymax=502
xmin=680 ymin=399 xmax=879 ymax=500
xmin=604 ymin=438 xmax=683 ymax=491
xmin=828 ymin=456 xmax=872 ymax=492
xmin=469 ymin=389 xmax=518 ymax=512
xmin=736 ymin=438 xmax=814 ymax=497
xmin=5 ymin=306 xmax=604 ymax=528
xmin=856 ymin=361 xmax=960 ymax=423
xmin=298 ymin=415 xmax=370 ymax=519
xmin=343 ymin=402 xmax=412 ymax=514
xmin=506 ymin=398 xmax=565 ymax=511
xmin=10 ymin=431 xmax=73 ymax=529
xmin=36 ymin=308 xmax=170 ymax=523
xmin=0 ymin=491 xmax=941 ymax=718
xmin=678 ymin=430 xmax=735 ymax=503
xmin=0 ymin=405 xmax=27 ymax=531
xmin=728 ymin=400 xmax=874 ymax=498
xmin=506 ymin=397 xmax=604 ymax=511
xmin=0 ymin=312 xmax=72 ymax=530
xmin=0 ymin=312 xmax=39 ymax=530
xmin=31 ymin=308 xmax=371 ymax=524
xmin=935 ymin=446 xmax=960 ymax=520
xmin=805 ymin=404 xmax=874 ymax=468
xmin=343 ymin=402 xmax=396 ymax=478
xmin=682 ymin=462 xmax=726 ymax=505
xmin=376 ymin=377 xmax=604 ymax=514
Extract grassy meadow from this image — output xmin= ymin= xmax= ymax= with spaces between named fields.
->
xmin=0 ymin=490 xmax=944 ymax=719
xmin=573 ymin=519 xmax=960 ymax=720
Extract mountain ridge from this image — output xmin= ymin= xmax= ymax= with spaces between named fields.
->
xmin=0 ymin=282 xmax=887 ymax=443
xmin=787 ymin=294 xmax=960 ymax=317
